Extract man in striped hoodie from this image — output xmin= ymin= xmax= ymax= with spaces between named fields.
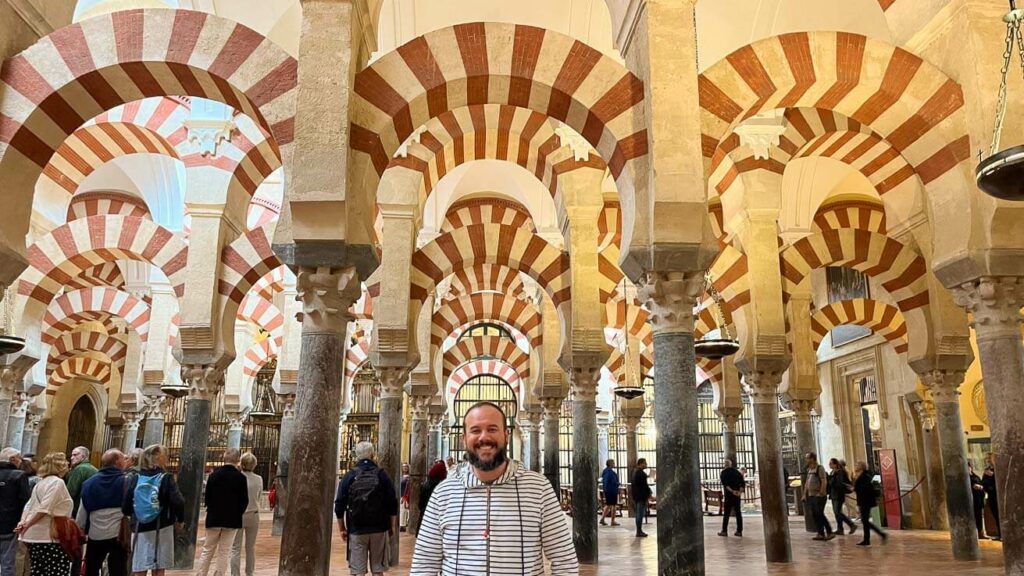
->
xmin=411 ymin=402 xmax=578 ymax=575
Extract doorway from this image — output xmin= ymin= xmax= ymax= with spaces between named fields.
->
xmin=66 ymin=394 xmax=97 ymax=456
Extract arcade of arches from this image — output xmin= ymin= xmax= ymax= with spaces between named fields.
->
xmin=0 ymin=1 xmax=1022 ymax=575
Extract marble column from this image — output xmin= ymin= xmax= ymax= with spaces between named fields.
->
xmin=407 ymin=395 xmax=431 ymax=535
xmin=278 ymin=266 xmax=359 ymax=576
xmin=427 ymin=413 xmax=443 ymax=467
xmin=5 ymin=394 xmax=29 ymax=453
xmin=226 ymin=412 xmax=245 ymax=450
xmin=597 ymin=419 xmax=610 ymax=470
xmin=141 ymin=396 xmax=166 ymax=447
xmin=719 ymin=412 xmax=739 ymax=465
xmin=540 ymin=396 xmax=562 ymax=497
xmin=638 ymin=272 xmax=705 ymax=574
xmin=914 ymin=399 xmax=949 ymax=531
xmin=376 ymin=368 xmax=407 ymax=567
xmin=272 ymin=394 xmax=296 ymax=536
xmin=173 ymin=366 xmax=223 ymax=569
xmin=742 ymin=370 xmax=792 ymax=563
xmin=528 ymin=410 xmax=542 ymax=474
xmin=922 ymin=369 xmax=980 ymax=561
xmin=790 ymin=399 xmax=818 ymax=532
xmin=22 ymin=414 xmax=40 ymax=455
xmin=952 ymin=277 xmax=1024 ymax=572
xmin=121 ymin=412 xmax=141 ymax=452
xmin=0 ymin=395 xmax=10 ymax=448
xmin=441 ymin=423 xmax=451 ymax=461
xmin=622 ymin=416 xmax=640 ymax=476
xmin=570 ymin=370 xmax=600 ymax=564
xmin=518 ymin=418 xmax=533 ymax=469
xmin=106 ymin=423 xmax=124 ymax=451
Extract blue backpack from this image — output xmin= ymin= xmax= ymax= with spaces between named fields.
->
xmin=133 ymin=473 xmax=165 ymax=524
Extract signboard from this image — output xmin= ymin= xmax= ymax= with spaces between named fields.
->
xmin=878 ymin=449 xmax=902 ymax=529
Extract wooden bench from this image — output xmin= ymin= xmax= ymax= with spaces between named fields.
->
xmin=703 ymin=488 xmax=724 ymax=516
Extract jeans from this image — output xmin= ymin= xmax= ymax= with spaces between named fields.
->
xmin=858 ymin=505 xmax=885 ymax=543
xmin=634 ymin=501 xmax=646 ymax=534
xmin=808 ymin=496 xmax=832 ymax=535
xmin=195 ymin=527 xmax=238 ymax=576
xmin=0 ymin=533 xmax=16 ymax=576
xmin=230 ymin=512 xmax=259 ymax=576
xmin=84 ymin=538 xmax=126 ymax=576
xmin=722 ymin=494 xmax=743 ymax=534
xmin=831 ymin=496 xmax=855 ymax=532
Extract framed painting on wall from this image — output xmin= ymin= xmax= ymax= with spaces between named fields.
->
xmin=826 ymin=267 xmax=872 ymax=347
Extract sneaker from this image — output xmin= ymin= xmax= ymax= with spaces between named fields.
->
xmin=734 ymin=532 xmax=742 ymax=537
xmin=600 ymin=521 xmax=607 ymax=526
xmin=812 ymin=535 xmax=827 ymax=541
xmin=717 ymin=531 xmax=728 ymax=537
xmin=857 ymin=541 xmax=870 ymax=546
xmin=636 ymin=532 xmax=648 ymax=538
xmin=825 ymin=533 xmax=836 ymax=541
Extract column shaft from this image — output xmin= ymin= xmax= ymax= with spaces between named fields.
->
xmin=933 ymin=393 xmax=980 ymax=560
xmin=143 ymin=417 xmax=164 ymax=447
xmin=571 ymin=390 xmax=599 ymax=563
xmin=5 ymin=413 xmax=25 ymax=452
xmin=529 ymin=424 xmax=541 ymax=474
xmin=542 ymin=401 xmax=561 ymax=497
xmin=407 ymin=407 xmax=429 ymax=535
xmin=227 ymin=428 xmax=242 ymax=450
xmin=721 ymin=421 xmax=737 ymax=466
xmin=122 ymin=426 xmax=139 ymax=452
xmin=923 ymin=424 xmax=950 ymax=531
xmin=173 ymin=395 xmax=213 ymax=569
xmin=792 ymin=408 xmax=817 ymax=532
xmin=744 ymin=372 xmax=792 ymax=564
xmin=377 ymin=389 xmax=404 ymax=566
xmin=427 ymin=427 xmax=441 ymax=467
xmin=272 ymin=405 xmax=295 ymax=536
xmin=0 ymin=398 xmax=10 ymax=448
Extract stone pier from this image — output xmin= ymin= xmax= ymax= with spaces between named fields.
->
xmin=790 ymin=399 xmax=818 ymax=532
xmin=376 ymin=367 xmax=407 ymax=567
xmin=407 ymin=394 xmax=431 ymax=535
xmin=540 ymin=396 xmax=562 ymax=497
xmin=741 ymin=369 xmax=792 ymax=564
xmin=921 ymin=369 xmax=980 ymax=561
xmin=527 ymin=409 xmax=542 ymax=473
xmin=273 ymin=394 xmax=296 ymax=536
xmin=914 ymin=399 xmax=949 ymax=531
xmin=717 ymin=409 xmax=740 ymax=465
xmin=570 ymin=366 xmax=601 ymax=564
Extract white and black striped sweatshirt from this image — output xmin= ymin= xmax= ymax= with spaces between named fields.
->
xmin=410 ymin=460 xmax=579 ymax=575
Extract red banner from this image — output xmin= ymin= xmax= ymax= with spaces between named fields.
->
xmin=878 ymin=449 xmax=901 ymax=530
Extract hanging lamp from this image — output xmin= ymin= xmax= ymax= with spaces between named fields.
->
xmin=694 ymin=271 xmax=740 ymax=360
xmin=977 ymin=1 xmax=1024 ymax=200
xmin=0 ymin=285 xmax=24 ymax=356
xmin=613 ymin=280 xmax=646 ymax=400
xmin=249 ymin=380 xmax=277 ymax=418
xmin=160 ymin=379 xmax=190 ymax=398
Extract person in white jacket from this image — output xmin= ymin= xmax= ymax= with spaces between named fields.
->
xmin=411 ymin=402 xmax=578 ymax=575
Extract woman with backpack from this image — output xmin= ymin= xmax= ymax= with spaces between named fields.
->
xmin=14 ymin=452 xmax=75 ymax=576
xmin=122 ymin=445 xmax=184 ymax=575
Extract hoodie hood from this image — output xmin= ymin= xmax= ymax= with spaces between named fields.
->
xmin=458 ymin=460 xmax=522 ymax=488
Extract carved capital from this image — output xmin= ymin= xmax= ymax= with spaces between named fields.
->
xmin=295 ymin=266 xmax=361 ymax=335
xmin=637 ymin=271 xmax=703 ymax=334
xmin=568 ymin=362 xmax=602 ymax=401
xmin=789 ymin=398 xmax=816 ymax=421
xmin=716 ymin=406 xmax=742 ymax=430
xmin=122 ymin=411 xmax=142 ymax=431
xmin=9 ymin=393 xmax=31 ymax=418
xmin=409 ymin=395 xmax=432 ymax=421
xmin=375 ymin=366 xmax=408 ymax=399
xmin=540 ymin=396 xmax=563 ymax=419
xmin=621 ymin=414 xmax=643 ymax=431
xmin=913 ymin=398 xmax=937 ymax=432
xmin=227 ymin=412 xmax=246 ymax=431
xmin=742 ymin=370 xmax=784 ymax=404
xmin=428 ymin=411 xmax=446 ymax=431
xmin=277 ymin=393 xmax=296 ymax=419
xmin=24 ymin=413 xmax=42 ymax=434
xmin=919 ymin=369 xmax=965 ymax=404
xmin=180 ymin=364 xmax=225 ymax=401
xmin=951 ymin=276 xmax=1024 ymax=341
xmin=141 ymin=395 xmax=168 ymax=420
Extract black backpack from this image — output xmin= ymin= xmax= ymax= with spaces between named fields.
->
xmin=347 ymin=467 xmax=385 ymax=526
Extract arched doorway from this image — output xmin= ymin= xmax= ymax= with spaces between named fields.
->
xmin=66 ymin=395 xmax=97 ymax=456
xmin=448 ymin=374 xmax=518 ymax=463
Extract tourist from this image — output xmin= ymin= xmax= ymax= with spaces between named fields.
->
xmin=982 ymin=453 xmax=1000 ymax=541
xmin=76 ymin=449 xmax=128 ymax=576
xmin=444 ymin=456 xmax=456 ymax=473
xmin=631 ymin=458 xmax=653 ymax=538
xmin=20 ymin=456 xmax=39 ymax=491
xmin=15 ymin=452 xmax=75 ymax=576
xmin=229 ymin=452 xmax=263 ymax=576
xmin=969 ymin=462 xmax=988 ymax=540
xmin=335 ymin=441 xmax=398 ymax=576
xmin=718 ymin=458 xmax=745 ymax=537
xmin=0 ymin=448 xmax=31 ymax=576
xmin=400 ymin=462 xmax=411 ymax=532
xmin=194 ymin=448 xmax=248 ymax=576
xmin=853 ymin=461 xmax=886 ymax=546
xmin=600 ymin=459 xmax=620 ymax=527
xmin=803 ymin=452 xmax=834 ymax=541
xmin=66 ymin=446 xmax=98 ymax=517
xmin=123 ymin=444 xmax=185 ymax=575
xmin=418 ymin=460 xmax=446 ymax=514
xmin=411 ymin=402 xmax=578 ymax=575
xmin=827 ymin=458 xmax=856 ymax=535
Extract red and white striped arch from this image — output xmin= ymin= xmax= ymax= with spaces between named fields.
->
xmin=218 ymin=225 xmax=282 ymax=345
xmin=42 ymin=287 xmax=150 ymax=344
xmin=605 ymin=296 xmax=652 ymax=347
xmin=351 ymin=282 xmax=376 ymax=321
xmin=344 ymin=331 xmax=371 ymax=389
xmin=17 ymin=215 xmax=188 ymax=306
xmin=444 ymin=264 xmax=528 ymax=302
xmin=351 ymin=22 xmax=647 ymax=230
xmin=0 ymin=9 xmax=296 ymax=266
xmin=67 ymin=262 xmax=126 ymax=291
xmin=66 ymin=191 xmax=151 ymax=222
xmin=91 ymin=97 xmax=189 ymax=144
xmin=242 ymin=338 xmax=275 ymax=388
xmin=46 ymin=330 xmax=127 ymax=377
xmin=442 ymin=335 xmax=530 ymax=384
xmin=441 ymin=198 xmax=535 ymax=233
xmin=812 ymin=200 xmax=887 ymax=235
xmin=249 ymin=265 xmax=288 ymax=302
xmin=598 ymin=201 xmax=621 ymax=253
xmin=605 ymin=348 xmax=624 ymax=384
xmin=432 ymin=292 xmax=542 ymax=351
xmin=810 ymin=298 xmax=908 ymax=354
xmin=49 ymin=356 xmax=113 ymax=393
xmin=446 ymin=359 xmax=522 ymax=403
xmin=246 ymin=195 xmax=281 ymax=231
xmin=237 ymin=293 xmax=284 ymax=351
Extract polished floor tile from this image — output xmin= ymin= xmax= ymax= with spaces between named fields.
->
xmin=168 ymin=513 xmax=1006 ymax=575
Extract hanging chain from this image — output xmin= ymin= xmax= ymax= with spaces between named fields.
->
xmin=990 ymin=13 xmax=1016 ymax=155
xmin=702 ymin=270 xmax=733 ymax=340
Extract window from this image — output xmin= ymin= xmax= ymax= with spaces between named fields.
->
xmin=459 ymin=322 xmax=513 ymax=342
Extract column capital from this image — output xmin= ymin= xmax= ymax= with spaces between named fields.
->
xmin=122 ymin=411 xmax=143 ymax=431
xmin=788 ymin=398 xmax=816 ymax=422
xmin=227 ymin=411 xmax=246 ymax=432
xmin=919 ymin=369 xmax=966 ymax=404
xmin=539 ymin=396 xmax=563 ymax=418
xmin=180 ymin=364 xmax=225 ymax=401
xmin=621 ymin=414 xmax=643 ymax=431
xmin=295 ymin=266 xmax=361 ymax=335
xmin=637 ymin=271 xmax=703 ymax=334
xmin=276 ymin=393 xmax=296 ymax=418
xmin=141 ymin=395 xmax=167 ymax=419
xmin=428 ymin=411 xmax=445 ymax=431
xmin=913 ymin=398 xmax=938 ymax=432
xmin=409 ymin=395 xmax=432 ymax=421
xmin=567 ymin=363 xmax=602 ymax=402
xmin=951 ymin=276 xmax=1024 ymax=340
xmin=716 ymin=406 xmax=742 ymax=429
xmin=24 ymin=413 xmax=42 ymax=433
xmin=9 ymin=393 xmax=31 ymax=417
xmin=741 ymin=369 xmax=784 ymax=404
xmin=375 ymin=366 xmax=408 ymax=399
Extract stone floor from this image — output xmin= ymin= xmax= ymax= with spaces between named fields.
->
xmin=169 ymin=513 xmax=1006 ymax=575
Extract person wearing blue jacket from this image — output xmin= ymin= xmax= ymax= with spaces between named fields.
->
xmin=76 ymin=449 xmax=127 ymax=576
xmin=600 ymin=460 xmax=620 ymax=526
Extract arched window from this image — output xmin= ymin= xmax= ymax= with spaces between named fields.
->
xmin=66 ymin=394 xmax=97 ymax=456
xmin=447 ymin=374 xmax=518 ymax=463
xmin=458 ymin=322 xmax=513 ymax=342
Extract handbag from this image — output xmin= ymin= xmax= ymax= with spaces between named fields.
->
xmin=49 ymin=515 xmax=84 ymax=561
xmin=118 ymin=516 xmax=133 ymax=551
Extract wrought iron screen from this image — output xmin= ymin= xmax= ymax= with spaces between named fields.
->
xmin=340 ymin=364 xmax=380 ymax=472
xmin=447 ymin=374 xmax=517 ymax=464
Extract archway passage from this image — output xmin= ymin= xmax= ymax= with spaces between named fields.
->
xmin=66 ymin=394 xmax=98 ymax=456
xmin=447 ymin=374 xmax=519 ymax=464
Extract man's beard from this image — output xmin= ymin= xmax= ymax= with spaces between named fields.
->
xmin=467 ymin=440 xmax=508 ymax=472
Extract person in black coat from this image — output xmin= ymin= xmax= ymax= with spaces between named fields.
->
xmin=828 ymin=458 xmax=856 ymax=535
xmin=194 ymin=448 xmax=249 ymax=576
xmin=982 ymin=453 xmax=1000 ymax=540
xmin=853 ymin=461 xmax=886 ymax=546
xmin=969 ymin=462 xmax=989 ymax=539
xmin=631 ymin=458 xmax=653 ymax=538
xmin=718 ymin=459 xmax=745 ymax=537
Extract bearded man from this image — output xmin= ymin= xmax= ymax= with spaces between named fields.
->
xmin=410 ymin=402 xmax=578 ymax=575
